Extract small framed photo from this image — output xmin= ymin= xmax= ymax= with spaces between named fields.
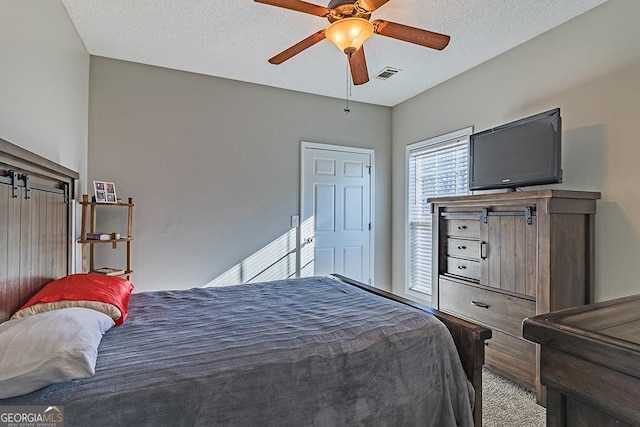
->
xmin=93 ymin=181 xmax=117 ymax=203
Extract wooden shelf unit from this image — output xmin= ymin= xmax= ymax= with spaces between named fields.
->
xmin=78 ymin=194 xmax=134 ymax=280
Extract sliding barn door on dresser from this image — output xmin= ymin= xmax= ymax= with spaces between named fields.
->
xmin=429 ymin=190 xmax=600 ymax=404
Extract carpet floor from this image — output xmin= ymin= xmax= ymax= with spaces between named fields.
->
xmin=482 ymin=368 xmax=546 ymax=426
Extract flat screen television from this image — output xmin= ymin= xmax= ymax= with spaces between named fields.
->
xmin=469 ymin=108 xmax=562 ymax=191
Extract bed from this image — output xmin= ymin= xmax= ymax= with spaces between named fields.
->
xmin=0 ymin=137 xmax=491 ymax=426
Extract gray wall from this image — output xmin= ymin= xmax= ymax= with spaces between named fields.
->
xmin=88 ymin=57 xmax=392 ymax=291
xmin=0 ymin=0 xmax=89 ymax=187
xmin=4 ymin=0 xmax=639 ymax=303
xmin=392 ymin=0 xmax=640 ymax=303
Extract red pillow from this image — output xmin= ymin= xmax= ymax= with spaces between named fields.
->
xmin=16 ymin=274 xmax=135 ymax=326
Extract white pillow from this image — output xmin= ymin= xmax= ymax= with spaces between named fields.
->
xmin=0 ymin=307 xmax=114 ymax=399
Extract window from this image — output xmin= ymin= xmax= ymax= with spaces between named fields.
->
xmin=406 ymin=128 xmax=471 ymax=298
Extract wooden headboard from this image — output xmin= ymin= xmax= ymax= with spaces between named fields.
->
xmin=0 ymin=138 xmax=78 ymax=322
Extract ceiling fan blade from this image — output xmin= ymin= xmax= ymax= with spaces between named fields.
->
xmin=349 ymin=46 xmax=369 ymax=85
xmin=356 ymin=0 xmax=390 ymax=12
xmin=268 ymin=30 xmax=326 ymax=64
xmin=254 ymin=0 xmax=331 ymax=17
xmin=372 ymin=20 xmax=450 ymax=50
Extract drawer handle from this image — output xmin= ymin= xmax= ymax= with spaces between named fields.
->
xmin=457 ymin=245 xmax=467 ymax=250
xmin=458 ymin=225 xmax=467 ymax=230
xmin=457 ymin=265 xmax=467 ymax=270
xmin=471 ymin=301 xmax=490 ymax=309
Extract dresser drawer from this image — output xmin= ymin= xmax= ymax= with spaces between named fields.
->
xmin=447 ymin=238 xmax=480 ymax=260
xmin=446 ymin=257 xmax=479 ymax=280
xmin=439 ymin=277 xmax=535 ymax=336
xmin=445 ymin=218 xmax=480 ymax=239
xmin=485 ymin=329 xmax=537 ymax=390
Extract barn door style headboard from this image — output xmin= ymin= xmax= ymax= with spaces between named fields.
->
xmin=0 ymin=138 xmax=78 ymax=322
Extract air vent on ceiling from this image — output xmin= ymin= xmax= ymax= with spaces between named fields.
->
xmin=375 ymin=67 xmax=401 ymax=80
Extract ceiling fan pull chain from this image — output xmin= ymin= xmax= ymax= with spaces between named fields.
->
xmin=344 ymin=55 xmax=351 ymax=114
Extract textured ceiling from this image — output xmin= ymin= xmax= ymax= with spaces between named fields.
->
xmin=61 ymin=0 xmax=607 ymax=107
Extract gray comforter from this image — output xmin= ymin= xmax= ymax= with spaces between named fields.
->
xmin=2 ymin=276 xmax=474 ymax=426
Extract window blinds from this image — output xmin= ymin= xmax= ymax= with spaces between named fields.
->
xmin=408 ymin=137 xmax=469 ymax=295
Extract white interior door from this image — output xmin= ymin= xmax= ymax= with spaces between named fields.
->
xmin=301 ymin=143 xmax=373 ymax=283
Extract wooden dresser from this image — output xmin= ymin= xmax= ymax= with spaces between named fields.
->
xmin=523 ymin=295 xmax=640 ymax=426
xmin=429 ymin=190 xmax=600 ymax=403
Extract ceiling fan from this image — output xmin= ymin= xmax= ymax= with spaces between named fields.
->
xmin=254 ymin=0 xmax=450 ymax=85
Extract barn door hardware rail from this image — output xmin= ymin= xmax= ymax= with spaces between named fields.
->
xmin=479 ymin=206 xmax=536 ymax=224
xmin=2 ymin=169 xmax=70 ymax=202
xmin=439 ymin=206 xmax=536 ymax=223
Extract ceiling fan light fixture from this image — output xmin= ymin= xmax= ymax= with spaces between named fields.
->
xmin=325 ymin=17 xmax=374 ymax=55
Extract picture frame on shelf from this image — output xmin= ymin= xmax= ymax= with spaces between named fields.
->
xmin=93 ymin=181 xmax=117 ymax=203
